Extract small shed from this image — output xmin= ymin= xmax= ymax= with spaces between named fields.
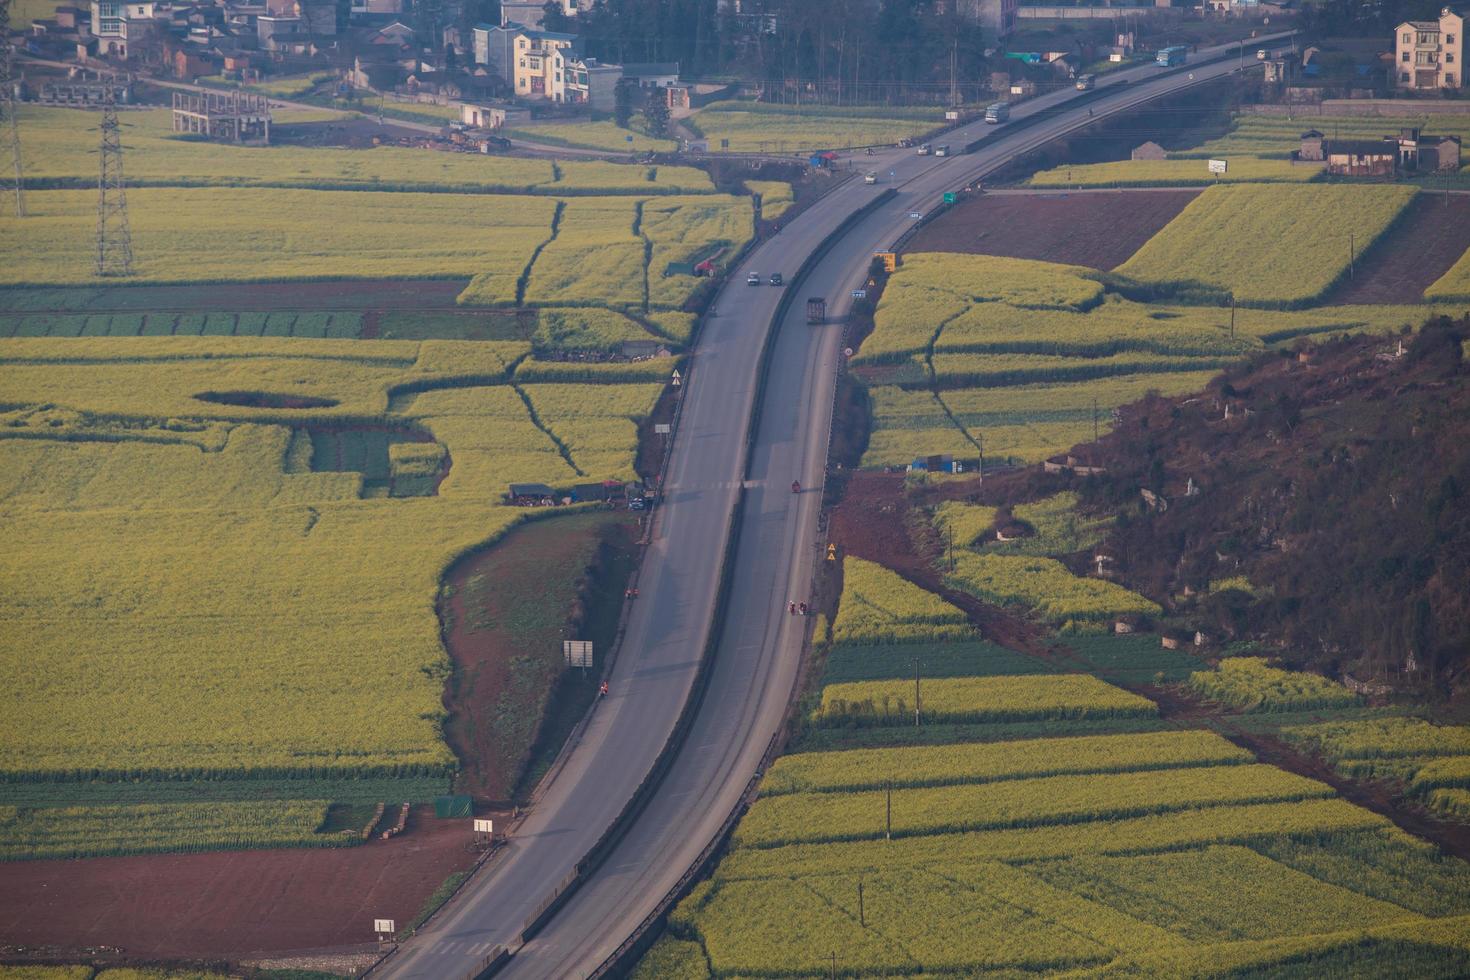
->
xmin=508 ymin=482 xmax=555 ymax=504
xmin=1297 ymin=130 xmax=1325 ymax=161
xmin=1131 ymin=141 xmax=1168 ymax=161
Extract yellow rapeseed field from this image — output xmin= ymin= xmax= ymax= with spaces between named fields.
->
xmin=1116 ymin=184 xmax=1418 ymax=306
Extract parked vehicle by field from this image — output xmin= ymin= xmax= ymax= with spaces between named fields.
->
xmin=984 ymin=103 xmax=1010 ymax=124
xmin=806 ymin=297 xmax=826 ymax=324
xmin=1156 ymin=45 xmax=1188 ymax=67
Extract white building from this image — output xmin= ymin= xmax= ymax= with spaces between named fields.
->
xmin=92 ymin=0 xmax=161 ymax=58
xmin=1395 ymin=6 xmax=1464 ymax=90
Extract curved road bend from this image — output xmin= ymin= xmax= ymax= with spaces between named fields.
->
xmin=377 ymin=33 xmax=1295 ymax=980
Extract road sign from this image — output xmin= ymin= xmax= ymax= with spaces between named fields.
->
xmin=563 ymin=640 xmax=593 ymax=668
xmin=670 ymin=369 xmax=682 ymax=387
xmin=826 ymin=543 xmax=837 ymax=561
xmin=625 ymin=134 xmax=634 ymax=143
xmin=1208 ymin=159 xmax=1228 ymax=174
xmin=943 ymin=191 xmax=957 ymax=204
xmin=473 ymin=818 xmax=494 ymax=834
xmin=874 ymin=250 xmax=897 ymax=272
xmin=654 ymin=423 xmax=671 ymax=434
xmin=843 ymin=347 xmax=854 ymax=358
xmin=374 ymin=919 xmax=396 ymax=935
xmin=908 ymin=211 xmax=923 ymax=219
xmin=852 ymin=288 xmax=868 ymax=300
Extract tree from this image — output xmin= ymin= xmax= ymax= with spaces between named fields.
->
xmin=541 ymin=1 xmax=573 ymax=32
xmin=644 ymin=86 xmax=670 ymax=139
xmin=613 ymin=79 xmax=634 ymax=128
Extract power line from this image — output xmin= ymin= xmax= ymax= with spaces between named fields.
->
xmin=95 ymin=88 xmax=134 ymax=278
xmin=0 ymin=28 xmax=26 ymax=217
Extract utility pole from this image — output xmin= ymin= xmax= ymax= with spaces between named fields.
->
xmin=1092 ymin=397 xmax=1100 ymax=445
xmin=1349 ymin=232 xmax=1355 ymax=279
xmin=1230 ymin=293 xmax=1236 ymax=340
xmin=914 ymin=657 xmax=921 ymax=727
xmin=95 ymin=87 xmax=134 ymax=277
xmin=885 ymin=782 xmax=892 ymax=840
xmin=950 ymin=40 xmax=958 ymax=107
xmin=858 ymin=878 xmax=865 ymax=927
xmin=0 ymin=11 xmax=26 ymax=218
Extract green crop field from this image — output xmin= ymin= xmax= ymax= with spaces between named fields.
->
xmin=854 ymin=252 xmax=1426 ymax=470
xmin=688 ymin=100 xmax=942 ymax=153
xmin=1172 ymin=113 xmax=1470 ymax=161
xmin=1427 ymin=244 xmax=1470 ymax=302
xmin=13 ymin=106 xmax=711 ymax=194
xmin=945 ymin=552 xmax=1160 ymax=628
xmin=1027 ymin=157 xmax=1321 ymax=188
xmin=816 ymin=673 xmax=1157 ymax=726
xmin=507 ymin=119 xmax=676 ymax=153
xmin=830 ymin=557 xmax=973 ymax=645
xmin=1186 ymin=657 xmax=1361 ymax=713
xmin=1116 ymin=184 xmax=1419 ymax=306
xmin=0 ymin=336 xmax=669 ymax=856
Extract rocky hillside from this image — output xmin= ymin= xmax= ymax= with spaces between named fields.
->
xmin=1075 ymin=315 xmax=1470 ymax=700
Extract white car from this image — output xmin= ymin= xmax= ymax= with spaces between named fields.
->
xmin=1257 ymin=49 xmax=1269 ymax=60
xmin=917 ymin=144 xmax=931 ymax=156
xmin=864 ymin=172 xmax=878 ymax=184
xmin=746 ymin=272 xmax=761 ymax=285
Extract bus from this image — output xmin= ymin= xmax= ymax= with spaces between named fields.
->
xmin=1156 ymin=45 xmax=1188 ymax=67
xmin=984 ymin=102 xmax=1011 ymax=124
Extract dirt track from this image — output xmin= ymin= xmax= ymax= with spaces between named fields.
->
xmin=903 ymin=189 xmax=1200 ymax=269
xmin=1325 ymin=192 xmax=1470 ymax=305
xmin=0 ymin=807 xmax=479 ymax=960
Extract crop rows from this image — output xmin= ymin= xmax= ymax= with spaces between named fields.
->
xmin=830 ymin=557 xmax=973 ymax=645
xmin=1116 ymin=184 xmax=1418 ymax=306
xmin=987 ymin=491 xmax=1110 ymax=557
xmin=1026 ymin=157 xmax=1318 ymax=188
xmin=1186 ymin=657 xmax=1361 ymax=713
xmin=945 ymin=551 xmax=1160 ymax=626
xmin=688 ymin=100 xmax=939 ymax=153
xmin=735 ymin=763 xmax=1324 ymax=848
xmin=16 ymin=105 xmax=711 ymax=194
xmin=761 ymin=729 xmax=1253 ymax=796
xmin=0 ymin=800 xmax=338 ymax=861
xmin=716 ymin=797 xmax=1388 ymax=880
xmin=815 ymin=674 xmax=1156 ymax=727
xmin=822 ymin=639 xmax=1049 ymax=683
xmin=0 ymin=311 xmax=363 ymax=339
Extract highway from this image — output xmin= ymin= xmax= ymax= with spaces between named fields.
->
xmin=374 ymin=32 xmax=1295 ymax=980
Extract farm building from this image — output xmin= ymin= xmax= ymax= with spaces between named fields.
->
xmin=507 ymin=482 xmax=557 ymax=504
xmin=1298 ymin=130 xmax=1325 ymax=161
xmin=1321 ymin=139 xmax=1397 ymax=176
xmin=908 ymin=454 xmax=968 ymax=474
xmin=1391 ymin=127 xmax=1461 ymax=172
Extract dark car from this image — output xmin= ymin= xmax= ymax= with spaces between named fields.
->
xmin=769 ymin=273 xmax=783 ymax=286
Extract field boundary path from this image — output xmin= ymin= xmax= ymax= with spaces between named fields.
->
xmin=368 ymin=31 xmax=1301 ymax=980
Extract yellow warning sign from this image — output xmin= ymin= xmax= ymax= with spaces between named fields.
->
xmin=874 ymin=251 xmax=897 ymax=272
xmin=826 ymin=543 xmax=838 ymax=561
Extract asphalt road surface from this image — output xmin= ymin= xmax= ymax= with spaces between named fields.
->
xmin=375 ymin=33 xmax=1296 ymax=980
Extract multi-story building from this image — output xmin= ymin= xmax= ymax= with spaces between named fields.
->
xmin=473 ymin=22 xmax=622 ymax=106
xmin=92 ymin=0 xmax=160 ymax=58
xmin=1394 ymin=6 xmax=1463 ymax=90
